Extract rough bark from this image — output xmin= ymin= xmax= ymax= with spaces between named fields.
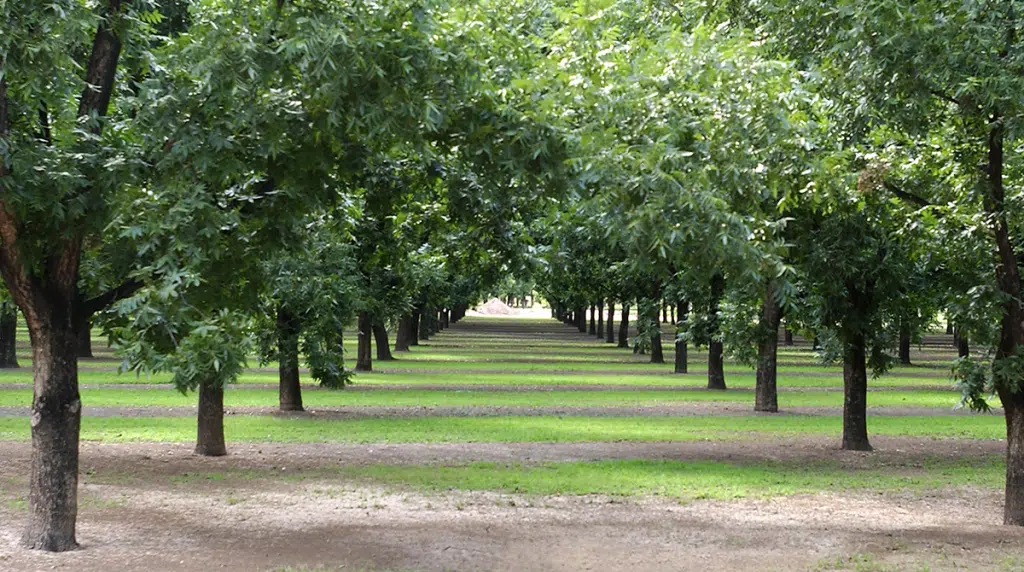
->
xmin=617 ymin=304 xmax=630 ymax=348
xmin=373 ymin=320 xmax=393 ymax=361
xmin=355 ymin=311 xmax=372 ymax=372
xmin=674 ymin=301 xmax=689 ymax=374
xmin=19 ymin=321 xmax=80 ymax=551
xmin=394 ymin=314 xmax=412 ymax=352
xmin=195 ymin=381 xmax=227 ymax=456
xmin=841 ymin=332 xmax=872 ymax=451
xmin=605 ymin=302 xmax=615 ymax=343
xmin=755 ymin=282 xmax=780 ymax=412
xmin=898 ymin=322 xmax=911 ymax=365
xmin=707 ymin=273 xmax=726 ymax=390
xmin=0 ymin=307 xmax=19 ymax=368
xmin=277 ymin=306 xmax=302 ymax=412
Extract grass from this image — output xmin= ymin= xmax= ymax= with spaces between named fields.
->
xmin=337 ymin=456 xmax=1006 ymax=500
xmin=0 ymin=414 xmax=1005 ymax=443
xmin=0 ymin=387 xmax=968 ymax=408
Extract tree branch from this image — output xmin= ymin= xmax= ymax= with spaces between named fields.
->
xmin=82 ymin=278 xmax=145 ymax=318
xmin=883 ymin=181 xmax=932 ymax=208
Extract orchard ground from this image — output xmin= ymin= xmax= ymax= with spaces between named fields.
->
xmin=0 ymin=313 xmax=1021 ymax=571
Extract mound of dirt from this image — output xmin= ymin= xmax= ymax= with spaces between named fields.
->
xmin=474 ymin=297 xmax=515 ymax=315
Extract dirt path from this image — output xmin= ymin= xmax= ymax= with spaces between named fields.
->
xmin=0 ymin=439 xmax=1017 ymax=571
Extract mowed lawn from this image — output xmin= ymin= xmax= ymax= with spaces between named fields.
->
xmin=0 ymin=315 xmax=1005 ymax=500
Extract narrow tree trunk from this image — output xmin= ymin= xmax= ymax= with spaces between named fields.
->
xmin=373 ymin=320 xmax=393 ymax=361
xmin=394 ymin=314 xmax=412 ymax=352
xmin=20 ymin=320 xmax=80 ymax=552
xmin=707 ymin=273 xmax=726 ymax=390
xmin=588 ymin=304 xmax=596 ymax=335
xmin=957 ymin=330 xmax=970 ymax=358
xmin=606 ymin=302 xmax=615 ymax=344
xmin=418 ymin=306 xmax=431 ymax=342
xmin=617 ymin=304 xmax=630 ymax=348
xmin=841 ymin=332 xmax=871 ymax=451
xmin=410 ymin=309 xmax=421 ymax=345
xmin=277 ymin=306 xmax=302 ymax=412
xmin=1003 ymin=396 xmax=1024 ymax=524
xmin=755 ymin=282 xmax=780 ymax=412
xmin=356 ymin=311 xmax=372 ymax=372
xmin=596 ymin=300 xmax=604 ymax=339
xmin=576 ymin=306 xmax=586 ymax=333
xmin=661 ymin=303 xmax=667 ymax=324
xmin=195 ymin=381 xmax=227 ymax=456
xmin=898 ymin=322 xmax=911 ymax=365
xmin=442 ymin=309 xmax=449 ymax=329
xmin=74 ymin=317 xmax=92 ymax=358
xmin=946 ymin=320 xmax=954 ymax=335
xmin=649 ymin=302 xmax=664 ymax=364
xmin=670 ymin=304 xmax=675 ymax=325
xmin=784 ymin=327 xmax=794 ymax=346
xmin=0 ymin=307 xmax=19 ymax=368
xmin=674 ymin=301 xmax=688 ymax=374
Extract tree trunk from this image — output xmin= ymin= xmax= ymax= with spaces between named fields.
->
xmin=0 ymin=307 xmax=19 ymax=368
xmin=20 ymin=319 xmax=80 ymax=552
xmin=588 ymin=304 xmax=596 ymax=335
xmin=74 ymin=316 xmax=92 ymax=358
xmin=674 ymin=301 xmax=688 ymax=374
xmin=373 ymin=320 xmax=393 ymax=361
xmin=784 ymin=327 xmax=794 ymax=346
xmin=755 ymin=282 xmax=780 ymax=412
xmin=649 ymin=302 xmax=664 ymax=364
xmin=441 ymin=309 xmax=449 ymax=329
xmin=356 ymin=311 xmax=372 ymax=372
xmin=418 ymin=306 xmax=431 ymax=342
xmin=946 ymin=320 xmax=954 ymax=335
xmin=395 ymin=314 xmax=412 ymax=352
xmin=606 ymin=302 xmax=615 ymax=344
xmin=576 ymin=306 xmax=586 ymax=333
xmin=661 ymin=303 xmax=667 ymax=324
xmin=957 ymin=330 xmax=969 ymax=358
xmin=898 ymin=321 xmax=911 ymax=365
xmin=707 ymin=273 xmax=726 ymax=390
xmin=617 ymin=304 xmax=630 ymax=348
xmin=195 ymin=381 xmax=227 ymax=456
xmin=410 ymin=309 xmax=421 ymax=346
xmin=841 ymin=332 xmax=871 ymax=451
xmin=277 ymin=306 xmax=302 ymax=412
xmin=596 ymin=300 xmax=604 ymax=339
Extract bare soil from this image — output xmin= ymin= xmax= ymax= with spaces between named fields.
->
xmin=0 ymin=439 xmax=1020 ymax=572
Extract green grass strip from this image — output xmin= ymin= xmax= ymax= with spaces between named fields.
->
xmin=0 ymin=415 xmax=1004 ymax=443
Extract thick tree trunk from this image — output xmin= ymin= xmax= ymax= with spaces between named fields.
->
xmin=418 ymin=306 xmax=431 ymax=342
xmin=0 ymin=307 xmax=19 ymax=368
xmin=898 ymin=322 xmax=911 ymax=365
xmin=394 ymin=314 xmax=412 ymax=352
xmin=356 ymin=311 xmax=372 ymax=372
xmin=617 ymin=304 xmax=630 ymax=348
xmin=195 ymin=381 xmax=227 ymax=456
xmin=596 ymin=300 xmax=604 ymax=339
xmin=674 ymin=301 xmax=688 ymax=374
xmin=588 ymin=304 xmax=596 ymax=335
xmin=74 ymin=316 xmax=92 ymax=358
xmin=946 ymin=321 xmax=954 ymax=335
xmin=784 ymin=327 xmax=794 ymax=346
xmin=841 ymin=332 xmax=871 ymax=451
xmin=373 ymin=320 xmax=393 ymax=361
xmin=649 ymin=302 xmax=664 ymax=364
xmin=605 ymin=302 xmax=615 ymax=344
xmin=707 ymin=273 xmax=726 ymax=390
xmin=441 ymin=309 xmax=449 ymax=329
xmin=755 ymin=282 xmax=780 ymax=412
xmin=277 ymin=306 xmax=302 ymax=412
xmin=20 ymin=320 xmax=80 ymax=552
xmin=576 ymin=306 xmax=586 ymax=333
